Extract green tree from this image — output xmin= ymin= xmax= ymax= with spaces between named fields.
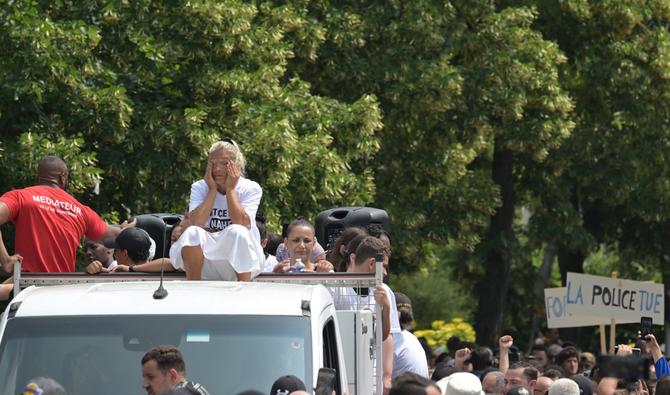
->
xmin=0 ymin=0 xmax=382 ymax=242
xmin=288 ymin=0 xmax=573 ymax=346
xmin=498 ymin=0 xmax=670 ymax=346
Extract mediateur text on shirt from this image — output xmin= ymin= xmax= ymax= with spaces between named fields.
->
xmin=32 ymin=195 xmax=82 ymax=215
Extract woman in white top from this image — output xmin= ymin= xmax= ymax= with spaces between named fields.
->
xmin=169 ymin=140 xmax=264 ymax=281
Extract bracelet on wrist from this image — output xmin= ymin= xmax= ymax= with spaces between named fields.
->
xmin=128 ymin=265 xmax=135 ymax=272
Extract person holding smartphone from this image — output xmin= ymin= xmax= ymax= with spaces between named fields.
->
xmin=641 ymin=332 xmax=670 ymax=380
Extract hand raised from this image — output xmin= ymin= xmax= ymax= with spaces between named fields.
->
xmin=373 ymin=285 xmax=390 ymax=310
xmin=455 ymin=347 xmax=472 ymax=369
xmin=224 ymin=161 xmax=240 ymax=192
xmin=616 ymin=344 xmax=632 ymax=356
xmin=499 ymin=335 xmax=514 ymax=350
xmin=120 ymin=217 xmax=137 ymax=230
xmin=204 ymin=160 xmax=217 ymax=191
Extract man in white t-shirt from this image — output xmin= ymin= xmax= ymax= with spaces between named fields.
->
xmin=169 ymin=140 xmax=264 ymax=281
xmin=393 ymin=292 xmax=429 ymax=378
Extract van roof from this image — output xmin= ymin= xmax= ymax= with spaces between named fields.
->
xmin=10 ymin=281 xmax=332 ymax=317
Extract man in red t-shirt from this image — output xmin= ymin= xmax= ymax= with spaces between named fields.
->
xmin=0 ymin=156 xmax=134 ymax=279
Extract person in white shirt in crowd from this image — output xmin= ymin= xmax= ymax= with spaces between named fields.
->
xmin=393 ymin=292 xmax=429 ymax=378
xmin=331 ymin=235 xmax=396 ymax=393
xmin=265 ymin=218 xmax=334 ymax=273
xmin=168 ymin=140 xmax=264 ymax=281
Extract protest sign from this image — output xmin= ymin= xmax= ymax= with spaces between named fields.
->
xmin=545 ymin=287 xmax=635 ymax=328
xmin=544 ymin=287 xmax=620 ymax=328
xmin=565 ymin=272 xmax=664 ymax=324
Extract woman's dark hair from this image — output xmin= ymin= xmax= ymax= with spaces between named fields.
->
xmin=265 ymin=234 xmax=283 ymax=256
xmin=285 ymin=218 xmax=314 ymax=237
xmin=327 ymin=227 xmax=367 ymax=272
xmin=342 ymin=234 xmax=370 ymax=270
xmin=470 ymin=347 xmax=494 ymax=371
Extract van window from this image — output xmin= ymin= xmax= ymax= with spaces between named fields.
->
xmin=0 ymin=315 xmax=312 ymax=395
xmin=322 ymin=318 xmax=342 ymax=393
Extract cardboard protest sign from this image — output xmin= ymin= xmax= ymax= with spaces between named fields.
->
xmin=545 ymin=287 xmax=620 ymax=328
xmin=565 ymin=272 xmax=664 ymax=324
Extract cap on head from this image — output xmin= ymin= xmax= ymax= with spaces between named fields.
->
xmin=270 ymin=375 xmax=306 ymax=395
xmin=103 ymin=227 xmax=155 ymax=263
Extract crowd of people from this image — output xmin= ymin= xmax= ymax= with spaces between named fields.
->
xmin=1 ymin=143 xmax=669 ymax=395
xmin=396 ymin=330 xmax=670 ymax=395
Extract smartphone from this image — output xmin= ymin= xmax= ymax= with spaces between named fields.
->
xmin=640 ymin=316 xmax=653 ymax=337
xmin=315 ymin=367 xmax=337 ymax=395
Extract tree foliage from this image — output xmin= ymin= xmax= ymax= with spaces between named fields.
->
xmin=0 ymin=0 xmax=382 ymax=233
xmin=286 ymin=0 xmax=573 ymax=345
xmin=4 ymin=0 xmax=670 ymax=350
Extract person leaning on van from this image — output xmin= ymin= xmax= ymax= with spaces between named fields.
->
xmin=0 ymin=155 xmax=136 ymax=299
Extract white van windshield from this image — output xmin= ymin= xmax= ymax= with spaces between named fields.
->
xmin=0 ymin=314 xmax=312 ymax=395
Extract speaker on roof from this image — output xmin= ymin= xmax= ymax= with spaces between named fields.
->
xmin=314 ymin=207 xmax=390 ymax=251
xmin=134 ymin=213 xmax=183 ymax=259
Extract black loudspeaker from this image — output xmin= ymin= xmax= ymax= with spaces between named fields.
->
xmin=134 ymin=213 xmax=183 ymax=259
xmin=315 ymin=207 xmax=390 ymax=251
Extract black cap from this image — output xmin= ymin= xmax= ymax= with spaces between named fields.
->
xmin=270 ymin=375 xmax=306 ymax=395
xmin=103 ymin=227 xmax=153 ymax=262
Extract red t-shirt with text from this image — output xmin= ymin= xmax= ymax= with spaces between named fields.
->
xmin=0 ymin=185 xmax=107 ymax=272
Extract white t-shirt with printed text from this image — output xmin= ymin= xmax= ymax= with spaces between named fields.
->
xmin=189 ymin=177 xmax=262 ymax=243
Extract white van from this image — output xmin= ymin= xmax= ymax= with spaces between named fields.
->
xmin=0 ymin=273 xmax=381 ymax=395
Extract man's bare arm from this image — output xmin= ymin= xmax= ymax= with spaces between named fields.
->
xmin=0 ymin=202 xmax=22 ymax=272
xmin=97 ymin=218 xmax=137 ymax=240
xmin=113 ymin=258 xmax=175 ymax=273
